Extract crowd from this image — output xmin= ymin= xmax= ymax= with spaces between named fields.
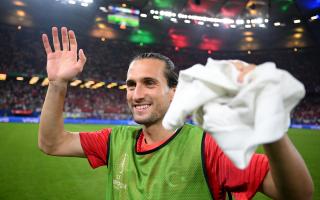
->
xmin=0 ymin=23 xmax=319 ymax=124
xmin=0 ymin=79 xmax=131 ymax=119
xmin=292 ymin=95 xmax=320 ymax=125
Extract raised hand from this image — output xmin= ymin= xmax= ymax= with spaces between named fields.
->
xmin=42 ymin=27 xmax=86 ymax=83
xmin=231 ymin=60 xmax=256 ymax=83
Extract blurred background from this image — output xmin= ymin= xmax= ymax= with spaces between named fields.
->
xmin=0 ymin=0 xmax=319 ymax=199
xmin=0 ymin=0 xmax=319 ymax=123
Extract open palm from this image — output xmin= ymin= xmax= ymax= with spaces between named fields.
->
xmin=42 ymin=27 xmax=86 ymax=83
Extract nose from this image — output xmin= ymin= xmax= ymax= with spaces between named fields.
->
xmin=132 ymin=83 xmax=145 ymax=101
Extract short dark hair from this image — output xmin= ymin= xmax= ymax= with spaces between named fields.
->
xmin=131 ymin=52 xmax=178 ymax=88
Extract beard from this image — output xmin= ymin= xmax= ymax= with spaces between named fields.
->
xmin=129 ymin=103 xmax=168 ymax=126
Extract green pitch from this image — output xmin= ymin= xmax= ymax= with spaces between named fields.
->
xmin=0 ymin=123 xmax=319 ymax=200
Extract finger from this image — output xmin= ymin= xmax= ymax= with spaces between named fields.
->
xmin=61 ymin=27 xmax=69 ymax=51
xmin=52 ymin=27 xmax=61 ymax=51
xmin=76 ymin=49 xmax=86 ymax=72
xmin=231 ymin=60 xmax=245 ymax=72
xmin=69 ymin=30 xmax=77 ymax=52
xmin=42 ymin=34 xmax=52 ymax=54
xmin=237 ymin=64 xmax=256 ymax=83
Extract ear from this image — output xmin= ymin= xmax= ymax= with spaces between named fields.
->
xmin=169 ymin=87 xmax=176 ymax=101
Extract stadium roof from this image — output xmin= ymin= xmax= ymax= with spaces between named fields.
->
xmin=0 ymin=0 xmax=319 ymax=51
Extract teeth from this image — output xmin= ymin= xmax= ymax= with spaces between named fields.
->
xmin=135 ymin=105 xmax=150 ymax=110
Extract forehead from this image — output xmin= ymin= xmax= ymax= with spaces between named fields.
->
xmin=127 ymin=58 xmax=166 ymax=80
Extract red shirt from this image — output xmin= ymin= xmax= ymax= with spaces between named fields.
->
xmin=80 ymin=128 xmax=269 ymax=200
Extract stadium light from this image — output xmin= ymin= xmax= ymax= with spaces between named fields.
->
xmin=84 ymin=80 xmax=95 ymax=88
xmin=16 ymin=10 xmax=26 ymax=17
xmin=294 ymin=19 xmax=301 ymax=24
xmin=236 ymin=19 xmax=245 ymax=25
xmin=107 ymin=82 xmax=118 ymax=88
xmin=259 ymin=24 xmax=266 ymax=28
xmin=70 ymin=80 xmax=82 ymax=86
xmin=245 ymin=24 xmax=252 ymax=28
xmin=293 ymin=33 xmax=302 ymax=39
xmin=68 ymin=0 xmax=76 ymax=5
xmin=159 ymin=10 xmax=176 ymax=17
xmin=91 ymin=82 xmax=105 ymax=89
xmin=13 ymin=1 xmax=26 ymax=7
xmin=177 ymin=13 xmax=187 ymax=19
xmin=146 ymin=8 xmax=269 ymax=29
xmin=251 ymin=18 xmax=263 ymax=24
xmin=274 ymin=22 xmax=281 ymax=26
xmin=56 ymin=0 xmax=94 ymax=6
xmin=99 ymin=6 xmax=108 ymax=13
xmin=170 ymin=18 xmax=177 ymax=23
xmin=29 ymin=77 xmax=39 ymax=85
xmin=245 ymin=37 xmax=254 ymax=42
xmin=153 ymin=15 xmax=160 ymax=20
xmin=119 ymin=85 xmax=127 ymax=90
xmin=213 ymin=23 xmax=219 ymax=27
xmin=16 ymin=76 xmax=24 ymax=81
xmin=230 ymin=24 xmax=236 ymax=28
xmin=41 ymin=78 xmax=49 ymax=86
xmin=140 ymin=13 xmax=147 ymax=18
xmin=222 ymin=18 xmax=234 ymax=24
xmin=243 ymin=31 xmax=253 ymax=36
xmin=310 ymin=15 xmax=319 ymax=20
xmin=0 ymin=73 xmax=6 ymax=81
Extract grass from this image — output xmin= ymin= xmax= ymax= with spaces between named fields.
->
xmin=0 ymin=123 xmax=319 ymax=200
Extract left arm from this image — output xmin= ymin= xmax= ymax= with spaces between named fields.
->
xmin=233 ymin=60 xmax=313 ymax=199
xmin=260 ymin=134 xmax=314 ymax=199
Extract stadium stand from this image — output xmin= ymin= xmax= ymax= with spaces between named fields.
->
xmin=0 ymin=23 xmax=319 ymax=124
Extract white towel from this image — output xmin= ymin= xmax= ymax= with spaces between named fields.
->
xmin=163 ymin=58 xmax=305 ymax=169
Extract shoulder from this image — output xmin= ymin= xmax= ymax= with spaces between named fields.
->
xmin=80 ymin=128 xmax=112 ymax=141
xmin=109 ymin=126 xmax=141 ymax=142
xmin=182 ymin=123 xmax=204 ymax=134
xmin=111 ymin=125 xmax=140 ymax=132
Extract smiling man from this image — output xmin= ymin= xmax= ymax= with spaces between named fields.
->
xmin=39 ymin=27 xmax=313 ymax=200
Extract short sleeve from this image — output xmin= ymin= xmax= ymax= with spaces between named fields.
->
xmin=204 ymin=133 xmax=269 ymax=200
xmin=79 ymin=128 xmax=111 ymax=169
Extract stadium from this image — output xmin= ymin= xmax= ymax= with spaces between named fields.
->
xmin=0 ymin=0 xmax=319 ymax=199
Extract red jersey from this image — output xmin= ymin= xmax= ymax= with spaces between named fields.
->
xmin=80 ymin=128 xmax=269 ymax=200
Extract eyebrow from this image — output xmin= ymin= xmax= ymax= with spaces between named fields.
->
xmin=126 ymin=77 xmax=159 ymax=85
xmin=126 ymin=79 xmax=135 ymax=85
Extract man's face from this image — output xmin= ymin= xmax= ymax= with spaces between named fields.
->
xmin=126 ymin=58 xmax=175 ymax=126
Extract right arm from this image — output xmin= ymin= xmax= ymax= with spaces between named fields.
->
xmin=38 ymin=27 xmax=86 ymax=157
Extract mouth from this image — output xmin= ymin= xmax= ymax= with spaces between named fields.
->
xmin=133 ymin=104 xmax=151 ymax=112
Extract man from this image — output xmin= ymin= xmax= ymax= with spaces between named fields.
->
xmin=39 ymin=27 xmax=313 ymax=199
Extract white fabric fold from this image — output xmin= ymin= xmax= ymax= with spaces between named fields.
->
xmin=163 ymin=58 xmax=305 ymax=169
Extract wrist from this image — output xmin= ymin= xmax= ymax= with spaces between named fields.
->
xmin=49 ymin=80 xmax=69 ymax=88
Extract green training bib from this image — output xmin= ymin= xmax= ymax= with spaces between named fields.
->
xmin=106 ymin=124 xmax=212 ymax=200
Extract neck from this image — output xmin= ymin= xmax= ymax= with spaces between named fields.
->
xmin=142 ymin=120 xmax=174 ymax=144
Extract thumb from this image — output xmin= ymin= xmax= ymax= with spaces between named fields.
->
xmin=76 ymin=49 xmax=86 ymax=72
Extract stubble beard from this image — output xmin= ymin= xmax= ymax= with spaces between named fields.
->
xmin=130 ymin=104 xmax=166 ymax=126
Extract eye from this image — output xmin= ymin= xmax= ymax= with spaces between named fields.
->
xmin=126 ymin=80 xmax=136 ymax=90
xmin=145 ymin=79 xmax=155 ymax=86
